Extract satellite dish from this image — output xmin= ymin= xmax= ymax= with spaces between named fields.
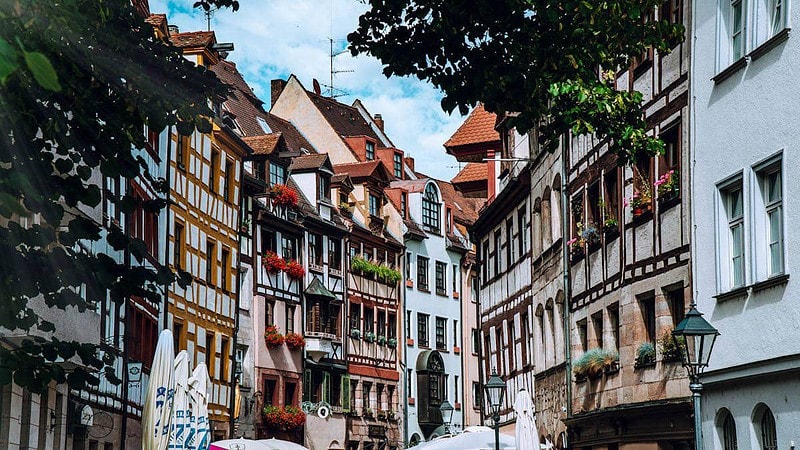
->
xmin=313 ymin=79 xmax=321 ymax=95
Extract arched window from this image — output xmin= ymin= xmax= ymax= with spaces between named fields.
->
xmin=551 ymin=174 xmax=562 ymax=241
xmin=716 ymin=408 xmax=737 ymax=450
xmin=756 ymin=405 xmax=777 ymax=450
xmin=533 ymin=198 xmax=542 ymax=256
xmin=422 ymin=184 xmax=441 ymax=231
xmin=541 ymin=187 xmax=553 ymax=247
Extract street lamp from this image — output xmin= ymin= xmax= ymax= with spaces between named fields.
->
xmin=439 ymin=399 xmax=454 ymax=434
xmin=672 ymin=303 xmax=719 ymax=450
xmin=483 ymin=369 xmax=507 ymax=450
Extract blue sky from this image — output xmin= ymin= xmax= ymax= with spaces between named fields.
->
xmin=151 ymin=0 xmax=469 ymax=181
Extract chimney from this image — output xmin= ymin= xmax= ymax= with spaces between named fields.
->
xmin=168 ymin=24 xmax=179 ymax=35
xmin=271 ymin=79 xmax=287 ymax=108
xmin=404 ymin=156 xmax=415 ymax=172
xmin=374 ymin=114 xmax=384 ymax=131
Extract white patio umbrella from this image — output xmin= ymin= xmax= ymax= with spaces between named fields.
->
xmin=210 ymin=439 xmax=273 ymax=450
xmin=189 ymin=363 xmax=211 ymax=450
xmin=514 ymin=388 xmax=540 ymax=450
xmin=412 ymin=429 xmax=516 ymax=450
xmin=255 ymin=438 xmax=310 ymax=450
xmin=142 ymin=329 xmax=176 ymax=450
xmin=169 ymin=350 xmax=191 ymax=448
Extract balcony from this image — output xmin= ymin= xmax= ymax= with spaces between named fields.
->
xmin=305 ymin=332 xmax=342 ymax=362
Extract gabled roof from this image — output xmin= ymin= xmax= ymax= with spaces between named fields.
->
xmin=333 ymin=161 xmax=390 ymax=182
xmin=243 ymin=134 xmax=281 ymax=155
xmin=145 ymin=13 xmax=166 ymax=27
xmin=169 ymin=31 xmax=215 ymax=49
xmin=437 ymin=180 xmax=482 ymax=226
xmin=290 ymin=154 xmax=331 ymax=173
xmin=444 ymin=105 xmax=500 ymax=149
xmin=264 ymin=114 xmax=314 ymax=153
xmin=451 ymin=163 xmax=488 ymax=184
xmin=389 ymin=179 xmax=428 ymax=193
xmin=304 ymin=277 xmax=337 ymax=300
xmin=309 ymin=92 xmax=385 ymax=147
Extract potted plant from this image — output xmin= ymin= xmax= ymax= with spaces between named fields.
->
xmin=574 ymin=348 xmax=619 ymax=381
xmin=350 ymin=328 xmax=361 ymax=340
xmin=262 ymin=405 xmax=306 ymax=431
xmin=659 ymin=329 xmax=684 ymax=362
xmin=270 ymin=184 xmax=299 ymax=207
xmin=363 ymin=407 xmax=374 ymax=418
xmin=364 ymin=331 xmax=376 ymax=343
xmin=262 ymin=251 xmax=286 ymax=274
xmin=655 ymin=169 xmax=680 ymax=203
xmin=635 ymin=342 xmax=656 ymax=368
xmin=285 ymin=332 xmax=305 ymax=350
xmin=387 ymin=337 xmax=398 ymax=349
xmin=580 ymin=222 xmax=601 ymax=250
xmin=603 ymin=217 xmax=619 ymax=234
xmin=264 ymin=325 xmax=285 ymax=349
xmin=567 ymin=236 xmax=584 ymax=262
xmin=377 ymin=410 xmax=387 ymax=420
xmin=627 ymin=170 xmax=653 ymax=218
xmin=377 ymin=335 xmax=387 ymax=346
xmin=339 ymin=201 xmax=353 ymax=215
xmin=284 ymin=259 xmax=305 ymax=280
xmin=240 ymin=217 xmax=252 ymax=234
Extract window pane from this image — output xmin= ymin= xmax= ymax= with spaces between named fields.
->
xmin=767 ymin=171 xmax=781 ymax=203
xmin=731 ymin=224 xmax=744 ymax=287
xmin=730 ymin=188 xmax=743 ymax=219
xmin=768 ymin=208 xmax=783 ymax=274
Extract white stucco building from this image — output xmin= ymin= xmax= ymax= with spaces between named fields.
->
xmin=692 ymin=1 xmax=798 ymax=449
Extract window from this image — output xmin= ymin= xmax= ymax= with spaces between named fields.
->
xmin=221 ymin=336 xmax=230 ymax=380
xmin=577 ymin=319 xmax=588 ymax=351
xmin=388 ymin=313 xmax=396 ymax=339
xmin=422 ymin=184 xmax=440 ymax=231
xmin=281 ymin=235 xmax=296 ymax=261
xmin=452 ymin=320 xmax=458 ymax=347
xmin=723 ymin=183 xmax=746 ymax=288
xmin=255 ymin=160 xmax=266 ymax=181
xmin=285 ymin=382 xmax=297 ymax=407
xmin=406 ymin=310 xmax=412 ymax=338
xmin=660 ymin=0 xmax=683 ymax=25
xmin=417 ymin=256 xmax=429 ymax=291
xmin=174 ymin=222 xmax=184 ymax=269
xmin=176 ymin=135 xmax=188 ymax=171
xmin=758 ymin=407 xmax=778 ymax=450
xmin=731 ymin=0 xmax=745 ymax=60
xmin=435 ymin=261 xmax=447 ymax=295
xmin=261 ymin=229 xmax=275 ymax=254
xmin=452 ymin=264 xmax=458 ymax=294
xmin=362 ymin=382 xmax=372 ymax=412
xmin=454 ymin=375 xmax=459 ymax=403
xmin=407 ymin=369 xmax=413 ymax=398
xmin=394 ymin=152 xmax=403 ymax=178
xmin=446 ymin=208 xmax=452 ymax=233
xmin=328 ymin=237 xmax=342 ymax=270
xmin=472 ymin=329 xmax=480 ymax=354
xmin=286 ymin=305 xmax=295 ymax=334
xmin=364 ymin=307 xmax=374 ymax=333
xmin=639 ymin=293 xmax=656 ymax=343
xmin=591 ymin=311 xmax=604 ymax=349
xmin=472 ymin=382 xmax=481 ymax=409
xmin=369 ymin=193 xmax=380 ymax=217
xmin=309 ymin=233 xmax=322 ymax=266
xmin=209 ymin=149 xmax=219 ymax=193
xmin=319 ymin=175 xmax=330 ymax=201
xmin=435 ymin=317 xmax=446 ymax=350
xmin=263 ymin=378 xmax=276 ymax=406
xmin=206 ymin=240 xmax=215 ymax=286
xmin=266 ymin=301 xmax=275 ymax=327
xmin=506 ymin=219 xmax=514 ymax=266
xmin=493 ymin=230 xmax=502 ymax=275
xmin=720 ymin=410 xmax=738 ymax=450
xmin=205 ymin=331 xmax=214 ymax=376
xmin=518 ymin=206 xmax=527 ymax=255
xmin=666 ymin=287 xmax=686 ymax=327
xmin=366 ymin=141 xmax=375 ymax=160
xmin=269 ymin=162 xmax=286 ymax=186
xmin=520 ymin=313 xmax=529 ymax=364
xmin=604 ymin=169 xmax=620 ymax=228
xmin=758 ymin=164 xmax=783 ymax=277
xmin=401 ymin=192 xmax=407 ymax=218
xmin=220 ymin=248 xmax=230 ymax=291
xmin=377 ymin=310 xmax=386 ymax=338
xmin=418 ymin=313 xmax=429 ymax=347
xmin=482 ymin=240 xmax=489 ymax=280
xmin=406 ymin=252 xmax=412 ymax=280
xmin=349 ymin=304 xmax=361 ymax=332
xmin=587 ymin=181 xmax=601 ymax=227
xmin=127 ymin=306 xmax=158 ymax=368
xmin=224 ymin=160 xmax=233 ymax=202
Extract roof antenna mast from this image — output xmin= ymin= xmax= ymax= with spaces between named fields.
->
xmin=204 ymin=6 xmax=218 ymax=31
xmin=324 ymin=2 xmax=353 ymax=98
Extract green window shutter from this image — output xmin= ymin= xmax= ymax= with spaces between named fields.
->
xmin=341 ymin=374 xmax=351 ymax=412
xmin=323 ymin=372 xmax=331 ymax=403
xmin=303 ymin=369 xmax=311 ymax=402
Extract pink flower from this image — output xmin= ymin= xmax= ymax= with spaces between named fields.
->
xmin=567 ymin=238 xmax=578 ymax=246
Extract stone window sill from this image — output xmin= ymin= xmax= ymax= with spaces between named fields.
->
xmin=713 ymin=28 xmax=791 ymax=85
xmin=714 ymin=274 xmax=789 ymax=301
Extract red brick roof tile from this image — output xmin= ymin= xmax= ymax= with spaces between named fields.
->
xmin=309 ymin=92 xmax=384 ymax=146
xmin=243 ymin=134 xmax=281 ymax=155
xmin=290 ymin=154 xmax=329 ymax=172
xmin=333 ymin=161 xmax=384 ymax=180
xmin=451 ymin=163 xmax=488 ymax=184
xmin=437 ymin=180 xmax=482 ymax=225
xmin=444 ymin=105 xmax=500 ymax=148
xmin=169 ymin=31 xmax=215 ymax=49
xmin=145 ymin=13 xmax=166 ymax=27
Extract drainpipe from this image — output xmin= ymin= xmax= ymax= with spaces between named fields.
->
xmin=402 ymin=250 xmax=409 ymax=447
xmin=474 ymin=257 xmax=485 ymax=426
xmin=120 ymin=175 xmax=133 ymax=450
xmin=561 ymin=134 xmax=573 ymax=425
xmin=228 ymin=156 xmax=244 ymax=437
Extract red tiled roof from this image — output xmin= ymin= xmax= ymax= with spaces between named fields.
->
xmin=309 ymin=92 xmax=384 ymax=147
xmin=243 ymin=134 xmax=281 ymax=155
xmin=451 ymin=163 xmax=488 ymax=184
xmin=264 ymin=115 xmax=314 ymax=153
xmin=169 ymin=31 xmax=215 ymax=49
xmin=444 ymin=105 xmax=501 ymax=148
xmin=333 ymin=161 xmax=383 ymax=179
xmin=145 ymin=13 xmax=166 ymax=27
xmin=437 ymin=180 xmax=481 ymax=225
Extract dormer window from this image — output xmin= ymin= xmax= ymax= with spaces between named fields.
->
xmin=369 ymin=193 xmax=380 ymax=217
xmin=269 ymin=162 xmax=286 ymax=186
xmin=366 ymin=141 xmax=375 ymax=160
xmin=446 ymin=208 xmax=452 ymax=233
xmin=422 ymin=184 xmax=440 ymax=232
xmin=401 ymin=192 xmax=408 ymax=218
xmin=393 ymin=152 xmax=403 ymax=178
xmin=319 ymin=175 xmax=331 ymax=201
xmin=256 ymin=116 xmax=272 ymax=133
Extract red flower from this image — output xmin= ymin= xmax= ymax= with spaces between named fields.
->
xmin=262 ymin=405 xmax=305 ymax=430
xmin=285 ymin=333 xmax=305 ymax=350
xmin=270 ymin=184 xmax=299 ymax=207
xmin=264 ymin=325 xmax=285 ymax=348
xmin=262 ymin=251 xmax=286 ymax=274
xmin=284 ymin=260 xmax=305 ymax=279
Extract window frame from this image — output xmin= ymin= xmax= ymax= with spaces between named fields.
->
xmin=435 ymin=261 xmax=447 ymax=295
xmin=435 ymin=316 xmax=447 ymax=350
xmin=417 ymin=313 xmax=430 ymax=347
xmin=422 ymin=184 xmax=441 ymax=232
xmin=417 ymin=256 xmax=430 ymax=291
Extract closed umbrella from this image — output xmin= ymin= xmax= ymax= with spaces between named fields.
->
xmin=142 ymin=329 xmax=176 ymax=450
xmin=189 ymin=363 xmax=211 ymax=450
xmin=169 ymin=350 xmax=191 ymax=448
xmin=514 ymin=388 xmax=540 ymax=450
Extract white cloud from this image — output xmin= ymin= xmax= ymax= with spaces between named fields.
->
xmin=150 ymin=0 xmax=467 ymax=181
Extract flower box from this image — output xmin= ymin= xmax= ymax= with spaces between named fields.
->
xmin=350 ymin=329 xmax=361 ymax=340
xmin=387 ymin=338 xmax=398 ymax=349
xmin=453 ymin=346 xmax=461 ymax=354
xmin=285 ymin=333 xmax=305 ymax=350
xmin=262 ymin=251 xmax=287 ymax=274
xmin=406 ymin=338 xmax=414 ymax=346
xmin=284 ymin=260 xmax=305 ymax=280
xmin=264 ymin=325 xmax=285 ymax=348
xmin=452 ymin=292 xmax=459 ymax=299
xmin=377 ymin=335 xmax=387 ymax=346
xmin=364 ymin=332 xmax=376 ymax=343
xmin=405 ymin=279 xmax=413 ymax=288
xmin=270 ymin=184 xmax=299 ymax=207
xmin=634 ymin=342 xmax=656 ymax=369
xmin=262 ymin=405 xmax=305 ymax=431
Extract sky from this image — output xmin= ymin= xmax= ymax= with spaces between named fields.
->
xmin=150 ymin=0 xmax=469 ymax=181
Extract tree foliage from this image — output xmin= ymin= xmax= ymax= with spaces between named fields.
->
xmin=349 ymin=0 xmax=684 ymax=162
xmin=0 ymin=0 xmax=228 ymax=393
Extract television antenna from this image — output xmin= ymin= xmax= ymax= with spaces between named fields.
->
xmin=203 ymin=6 xmax=218 ymax=31
xmin=322 ymin=37 xmax=353 ymax=99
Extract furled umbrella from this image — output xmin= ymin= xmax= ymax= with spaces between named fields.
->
xmin=169 ymin=350 xmax=191 ymax=448
xmin=189 ymin=362 xmax=212 ymax=450
xmin=142 ymin=329 xmax=176 ymax=450
xmin=514 ymin=388 xmax=540 ymax=450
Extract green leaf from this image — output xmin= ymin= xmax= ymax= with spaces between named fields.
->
xmin=0 ymin=38 xmax=19 ymax=84
xmin=24 ymin=51 xmax=61 ymax=92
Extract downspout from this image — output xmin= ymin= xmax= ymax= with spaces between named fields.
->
xmin=474 ymin=250 xmax=485 ymax=426
xmin=228 ymin=153 xmax=246 ymax=437
xmin=120 ymin=176 xmax=133 ymax=450
xmin=402 ymin=250 xmax=409 ymax=446
xmin=561 ymin=134 xmax=573 ymax=425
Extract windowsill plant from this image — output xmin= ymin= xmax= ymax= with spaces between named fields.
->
xmin=634 ymin=342 xmax=656 ymax=368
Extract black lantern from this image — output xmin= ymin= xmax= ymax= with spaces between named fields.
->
xmin=483 ymin=370 xmax=506 ymax=416
xmin=672 ymin=304 xmax=720 ymax=380
xmin=439 ymin=399 xmax=454 ymax=433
